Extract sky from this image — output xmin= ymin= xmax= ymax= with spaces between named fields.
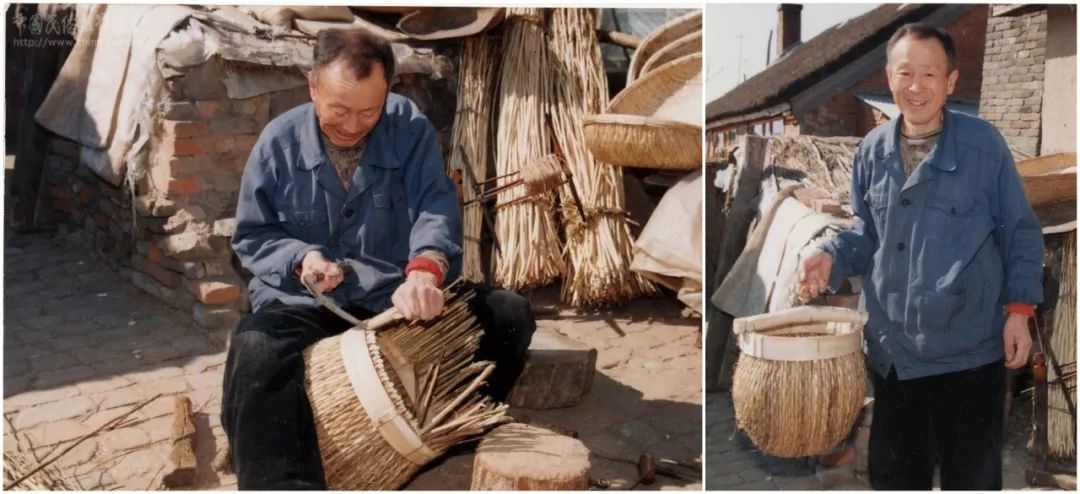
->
xmin=705 ymin=3 xmax=878 ymax=102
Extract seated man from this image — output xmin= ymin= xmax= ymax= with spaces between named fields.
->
xmin=222 ymin=28 xmax=535 ymax=490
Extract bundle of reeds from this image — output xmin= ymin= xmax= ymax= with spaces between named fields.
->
xmin=448 ymin=35 xmax=500 ymax=282
xmin=1048 ymin=231 xmax=1076 ymax=460
xmin=304 ymin=287 xmax=510 ymax=489
xmin=492 ymin=7 xmax=566 ymax=290
xmin=547 ymin=8 xmax=657 ymax=307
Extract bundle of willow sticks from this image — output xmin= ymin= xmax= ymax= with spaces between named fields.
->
xmin=448 ymin=35 xmax=500 ymax=282
xmin=547 ymin=8 xmax=658 ymax=306
xmin=492 ymin=7 xmax=566 ymax=290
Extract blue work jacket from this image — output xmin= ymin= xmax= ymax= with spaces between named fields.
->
xmin=821 ymin=110 xmax=1043 ymax=380
xmin=231 ymin=95 xmax=462 ymax=313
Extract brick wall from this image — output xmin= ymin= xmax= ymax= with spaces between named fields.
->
xmin=798 ymin=6 xmax=989 ymax=137
xmin=42 ymin=61 xmax=312 ymax=337
xmin=979 ymin=9 xmax=1047 ymax=156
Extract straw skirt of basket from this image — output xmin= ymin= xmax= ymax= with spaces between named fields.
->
xmin=731 ymin=306 xmax=868 ymax=458
xmin=303 ymin=288 xmax=509 ymax=490
xmin=584 ymin=53 xmax=702 ymax=171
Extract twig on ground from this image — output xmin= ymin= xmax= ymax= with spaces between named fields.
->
xmin=4 ymin=393 xmax=163 ymax=490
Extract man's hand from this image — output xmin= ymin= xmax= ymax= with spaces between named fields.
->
xmin=298 ymin=250 xmax=343 ymax=294
xmin=1003 ymin=313 xmax=1032 ymax=369
xmin=797 ymin=248 xmax=834 ymax=303
xmin=391 ymin=271 xmax=444 ymax=321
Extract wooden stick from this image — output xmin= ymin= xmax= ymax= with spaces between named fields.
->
xmin=5 ymin=393 xmax=163 ymax=490
xmin=595 ymin=28 xmax=641 ymax=49
xmin=421 ymin=365 xmax=494 ymax=435
xmin=162 ymin=395 xmax=197 ymax=488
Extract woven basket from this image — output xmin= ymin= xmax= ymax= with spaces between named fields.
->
xmin=584 ymin=53 xmax=701 ymax=171
xmin=396 ymin=8 xmax=505 ymax=41
xmin=303 ymin=288 xmax=509 ymax=489
xmin=627 ymin=10 xmax=702 ymax=85
xmin=731 ymin=306 xmax=868 ymax=458
xmin=640 ymin=31 xmax=702 ymax=77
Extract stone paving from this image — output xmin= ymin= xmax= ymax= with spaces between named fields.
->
xmin=705 ymin=385 xmax=1057 ymax=490
xmin=4 ymin=231 xmax=701 ymax=490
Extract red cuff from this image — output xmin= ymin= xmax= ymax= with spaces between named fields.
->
xmin=1006 ymin=303 xmax=1035 ymax=317
xmin=405 ymin=257 xmax=444 ymax=287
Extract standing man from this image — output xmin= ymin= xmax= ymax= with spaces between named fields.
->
xmin=798 ymin=24 xmax=1043 ymax=490
xmin=222 ymin=29 xmax=535 ymax=489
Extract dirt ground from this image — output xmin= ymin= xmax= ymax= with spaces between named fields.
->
xmin=3 ymin=230 xmax=702 ymax=490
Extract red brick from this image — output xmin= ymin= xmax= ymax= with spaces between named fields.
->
xmin=187 ymin=278 xmax=242 ymax=305
xmin=162 ymin=120 xmax=209 ymax=139
xmin=147 ymin=245 xmax=162 ymax=263
xmin=196 ymin=100 xmax=222 ymax=120
xmin=167 ymin=178 xmax=200 ymax=196
xmin=78 ymin=187 xmax=95 ymax=204
xmin=159 ymin=136 xmax=203 ymax=157
xmin=234 ymin=134 xmax=259 ymax=153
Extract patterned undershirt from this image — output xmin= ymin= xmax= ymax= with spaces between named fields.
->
xmin=899 ymin=127 xmax=942 ymax=177
xmin=321 ymin=132 xmax=367 ymax=190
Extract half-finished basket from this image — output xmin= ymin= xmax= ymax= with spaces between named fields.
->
xmin=303 ymin=287 xmax=509 ymax=489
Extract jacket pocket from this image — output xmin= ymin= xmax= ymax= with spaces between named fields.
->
xmin=926 ymin=189 xmax=976 ymax=247
xmin=368 ymin=186 xmax=408 ymax=261
xmin=864 ymin=186 xmax=890 ymax=232
xmin=916 ymin=288 xmax=965 ymax=332
xmin=280 ymin=208 xmax=328 ymax=242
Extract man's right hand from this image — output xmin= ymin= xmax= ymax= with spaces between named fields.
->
xmin=297 ymin=250 xmax=344 ymax=294
xmin=798 ymin=248 xmax=834 ymax=303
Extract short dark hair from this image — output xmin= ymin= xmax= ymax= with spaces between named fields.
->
xmin=312 ymin=28 xmax=395 ymax=85
xmin=887 ymin=23 xmax=957 ymax=71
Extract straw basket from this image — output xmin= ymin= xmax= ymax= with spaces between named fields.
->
xmin=627 ymin=10 xmax=702 ymax=84
xmin=396 ymin=8 xmax=505 ymax=41
xmin=584 ymin=53 xmax=701 ymax=171
xmin=640 ymin=31 xmax=702 ymax=77
xmin=731 ymin=306 xmax=868 ymax=458
xmin=303 ymin=287 xmax=510 ymax=490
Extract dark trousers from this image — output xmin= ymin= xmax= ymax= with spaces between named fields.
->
xmin=220 ymin=284 xmax=535 ymax=490
xmin=868 ymin=360 xmax=1005 ymax=490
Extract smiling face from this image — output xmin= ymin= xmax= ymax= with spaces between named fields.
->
xmin=309 ymin=59 xmax=388 ymax=148
xmin=886 ymin=35 xmax=958 ymax=135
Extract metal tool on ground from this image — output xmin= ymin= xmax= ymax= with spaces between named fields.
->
xmin=591 ymin=452 xmax=700 ymax=483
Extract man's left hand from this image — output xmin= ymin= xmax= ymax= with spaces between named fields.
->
xmin=1003 ymin=313 xmax=1032 ymax=369
xmin=391 ymin=271 xmax=444 ymax=321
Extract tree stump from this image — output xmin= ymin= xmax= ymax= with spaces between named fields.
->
xmin=471 ymin=423 xmax=590 ymax=490
xmin=507 ymin=328 xmax=596 ymax=409
xmin=163 ymin=395 xmax=197 ymax=488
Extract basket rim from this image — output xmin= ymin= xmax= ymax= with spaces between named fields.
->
xmin=640 ymin=30 xmax=702 ymax=76
xmin=627 ymin=10 xmax=703 ymax=83
xmin=608 ymin=52 xmax=702 ymax=117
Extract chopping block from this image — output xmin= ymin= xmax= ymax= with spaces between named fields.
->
xmin=507 ymin=328 xmax=597 ymax=409
xmin=471 ymin=423 xmax=591 ymax=490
